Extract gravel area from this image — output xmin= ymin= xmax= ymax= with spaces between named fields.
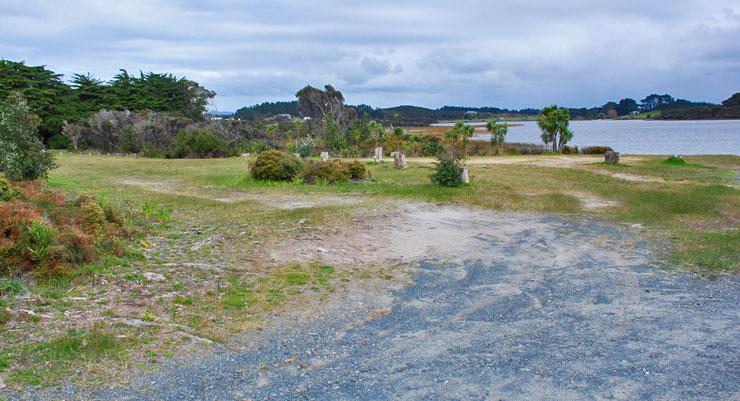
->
xmin=3 ymin=209 xmax=738 ymax=400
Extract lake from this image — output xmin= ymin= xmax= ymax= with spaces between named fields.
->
xmin=432 ymin=120 xmax=740 ymax=155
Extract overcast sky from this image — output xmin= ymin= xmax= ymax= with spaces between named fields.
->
xmin=2 ymin=0 xmax=739 ymax=111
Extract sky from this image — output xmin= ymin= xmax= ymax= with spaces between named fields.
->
xmin=1 ymin=0 xmax=739 ymax=112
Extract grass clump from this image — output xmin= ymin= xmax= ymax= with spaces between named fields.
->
xmin=250 ymin=150 xmax=303 ymax=181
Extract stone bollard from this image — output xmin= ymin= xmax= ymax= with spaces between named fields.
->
xmin=394 ymin=152 xmax=407 ymax=169
xmin=461 ymin=167 xmax=470 ymax=184
xmin=605 ymin=151 xmax=620 ymax=164
xmin=373 ymin=147 xmax=384 ymax=162
xmin=320 ymin=151 xmax=329 ymax=162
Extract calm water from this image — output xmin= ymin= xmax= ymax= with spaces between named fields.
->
xmin=432 ymin=120 xmax=740 ymax=155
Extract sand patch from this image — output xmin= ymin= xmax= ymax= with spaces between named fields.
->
xmin=565 ymin=191 xmax=621 ymax=210
xmin=593 ymin=171 xmax=665 ymax=183
xmin=269 ymin=202 xmax=637 ymax=269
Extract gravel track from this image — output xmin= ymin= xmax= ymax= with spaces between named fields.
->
xmin=4 ymin=210 xmax=738 ymax=400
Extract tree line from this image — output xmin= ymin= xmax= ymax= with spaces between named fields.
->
xmin=0 ymin=60 xmax=215 ymax=143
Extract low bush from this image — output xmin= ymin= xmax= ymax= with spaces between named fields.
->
xmin=300 ymin=160 xmax=350 ymax=184
xmin=580 ymin=146 xmax=613 ymax=154
xmin=347 ymin=160 xmax=369 ymax=180
xmin=250 ymin=150 xmax=303 ymax=181
xmin=0 ymin=181 xmax=144 ymax=276
xmin=561 ymin=145 xmax=578 ymax=154
xmin=430 ymin=157 xmax=464 ymax=187
xmin=170 ymin=129 xmax=227 ymax=158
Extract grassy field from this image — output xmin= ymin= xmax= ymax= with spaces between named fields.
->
xmin=0 ymin=152 xmax=737 ymax=388
xmin=45 ymin=152 xmax=739 ymax=272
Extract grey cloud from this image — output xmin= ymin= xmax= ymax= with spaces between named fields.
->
xmin=1 ymin=0 xmax=738 ymax=110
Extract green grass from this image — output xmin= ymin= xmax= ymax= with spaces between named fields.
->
xmin=44 ymin=153 xmax=738 ymax=272
xmin=672 ymin=229 xmax=740 ymax=272
xmin=6 ymin=325 xmax=131 ymax=386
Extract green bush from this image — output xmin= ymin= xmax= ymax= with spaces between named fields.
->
xmin=348 ymin=160 xmax=369 ymax=180
xmin=430 ymin=157 xmax=464 ymax=187
xmin=171 ymin=129 xmax=227 ymax=158
xmin=0 ymin=92 xmax=56 ymax=181
xmin=300 ymin=160 xmax=350 ymax=184
xmin=250 ymin=150 xmax=303 ymax=181
xmin=0 ymin=176 xmax=17 ymax=201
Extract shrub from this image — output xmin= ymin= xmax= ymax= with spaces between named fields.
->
xmin=1 ymin=176 xmax=18 ymax=201
xmin=250 ymin=150 xmax=303 ymax=181
xmin=430 ymin=157 xmax=464 ymax=187
xmin=561 ymin=145 xmax=578 ymax=154
xmin=171 ymin=129 xmax=227 ymax=158
xmin=300 ymin=160 xmax=350 ymax=184
xmin=580 ymin=146 xmax=613 ymax=155
xmin=291 ymin=136 xmax=316 ymax=158
xmin=348 ymin=160 xmax=369 ymax=180
xmin=0 ymin=92 xmax=56 ymax=181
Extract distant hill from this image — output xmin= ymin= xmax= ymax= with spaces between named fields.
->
xmin=233 ymin=92 xmax=738 ymax=125
xmin=659 ymin=93 xmax=740 ymax=120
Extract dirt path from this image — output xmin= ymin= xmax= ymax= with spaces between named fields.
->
xmin=4 ymin=205 xmax=738 ymax=400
